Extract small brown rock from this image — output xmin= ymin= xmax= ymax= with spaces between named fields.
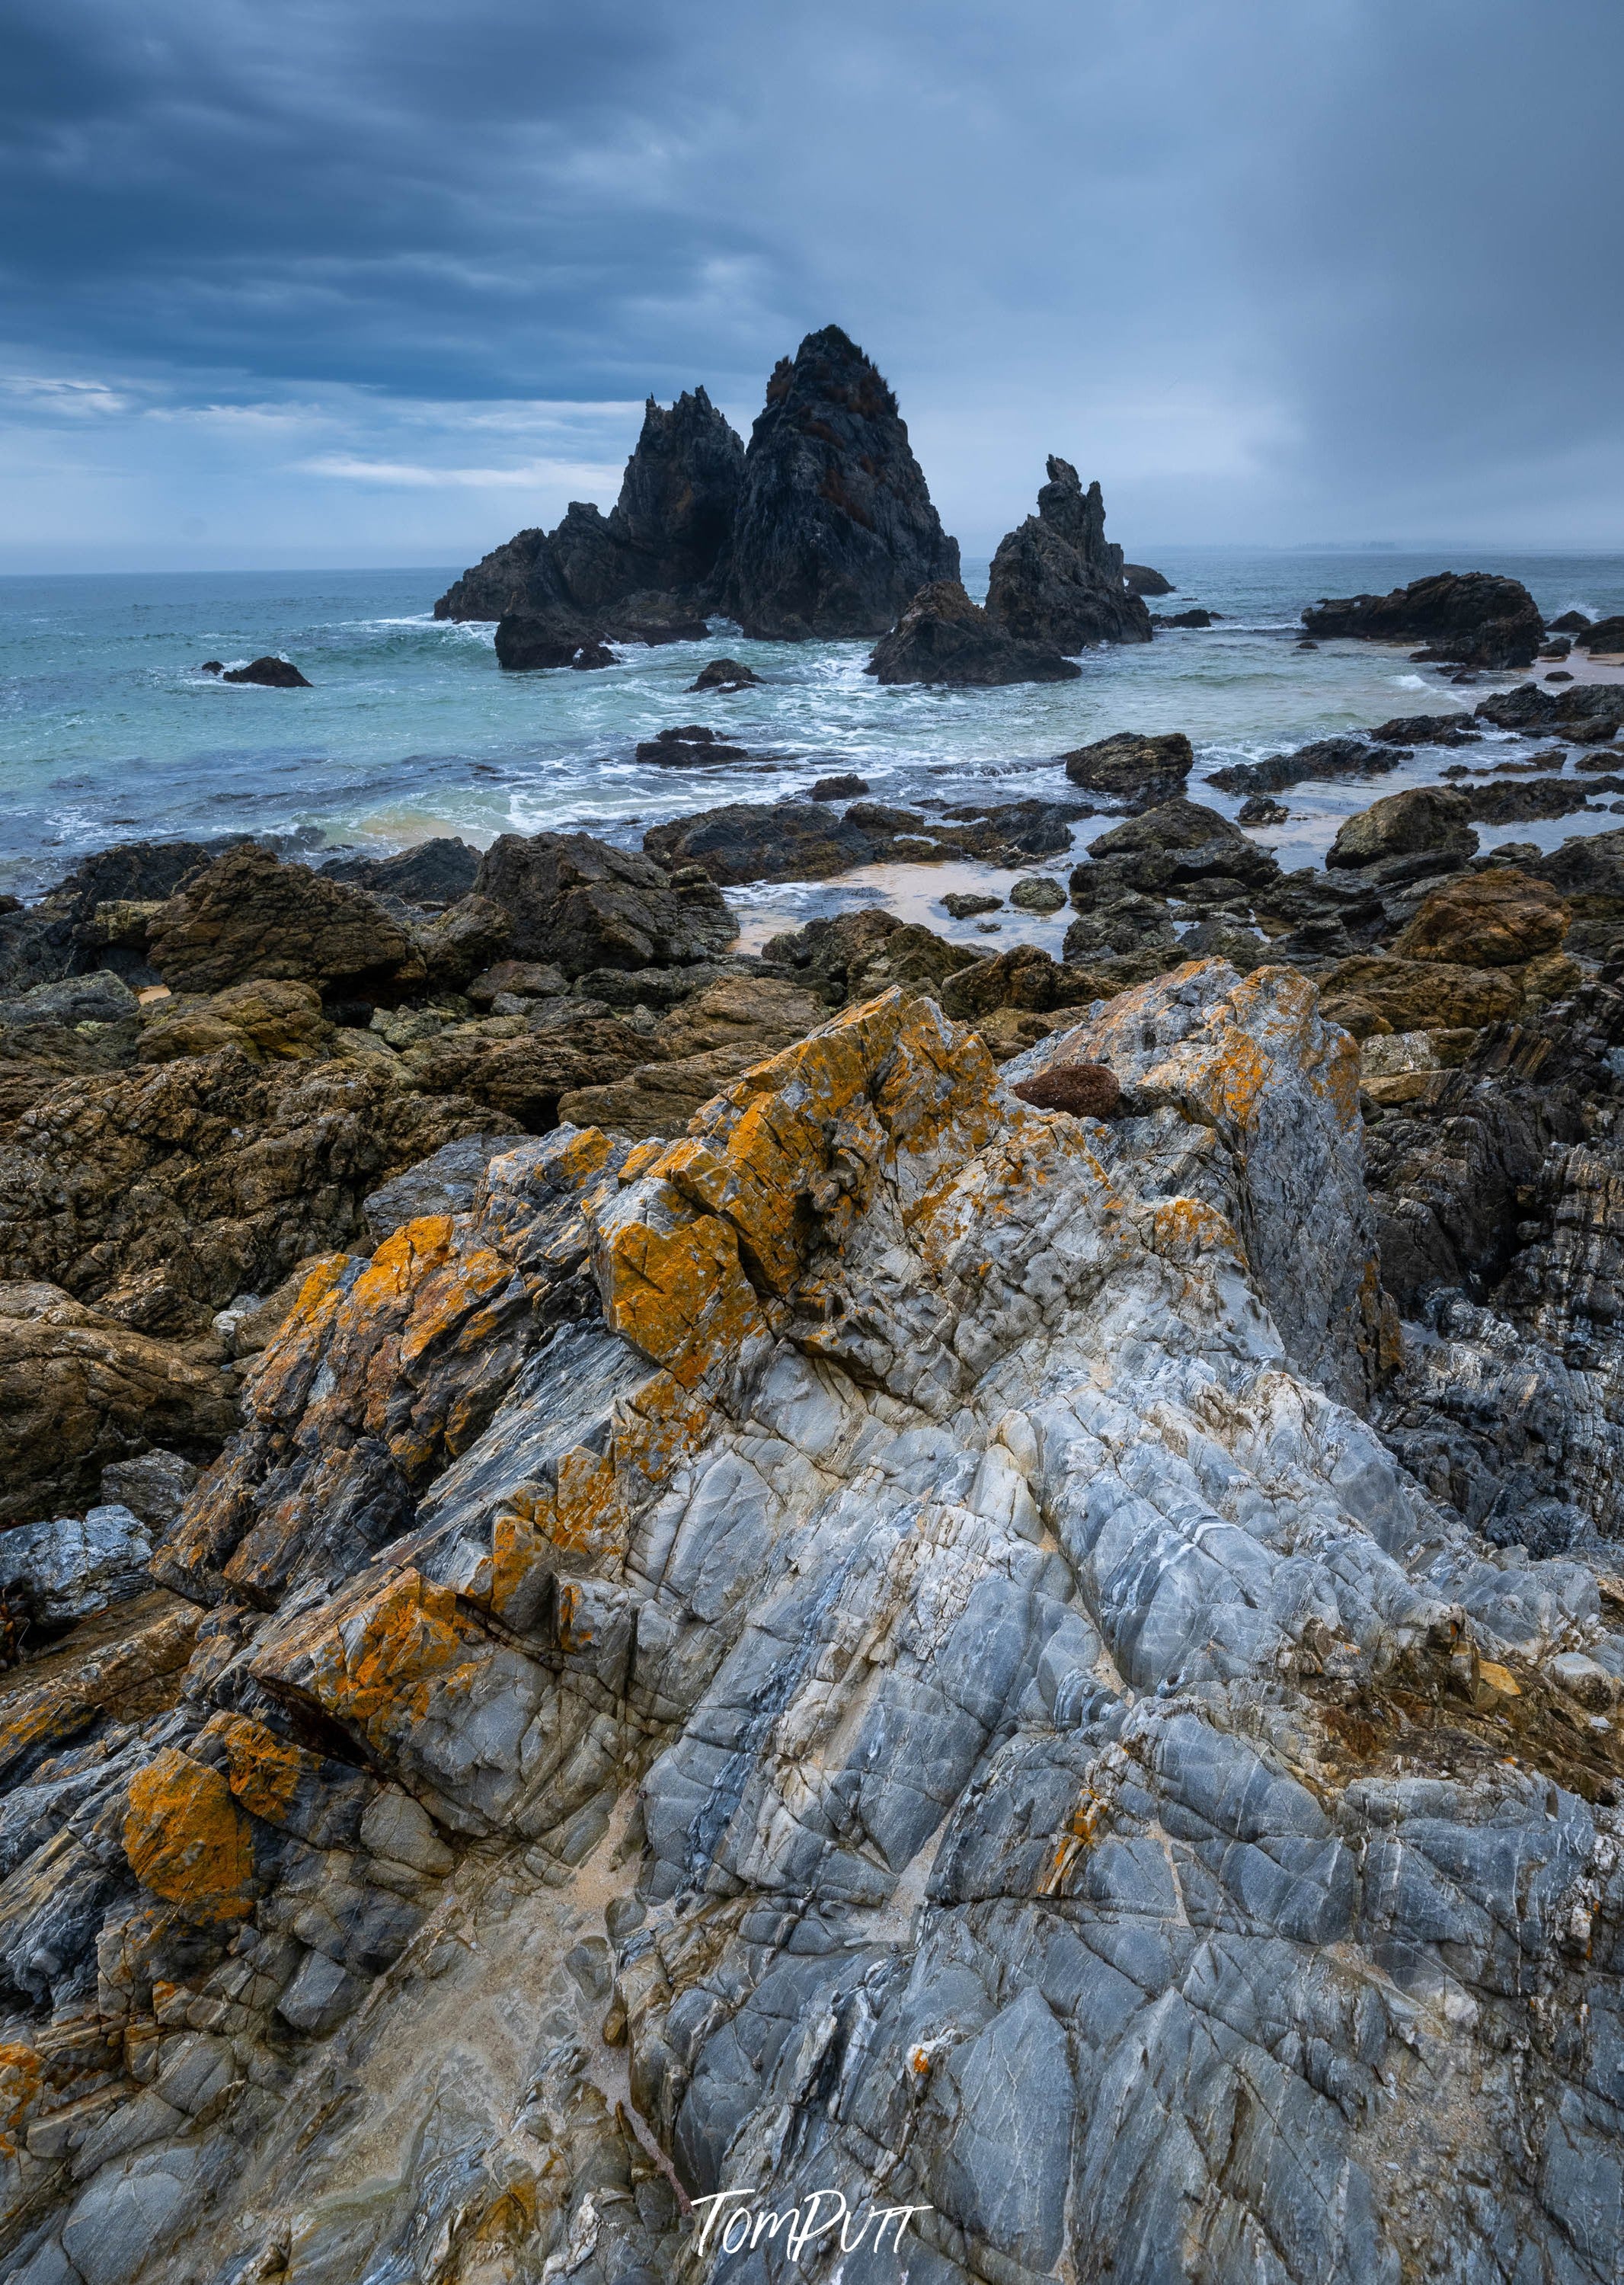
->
xmin=1010 ymin=1061 xmax=1123 ymax=1118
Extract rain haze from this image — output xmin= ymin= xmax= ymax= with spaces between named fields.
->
xmin=2 ymin=0 xmax=1621 ymax=571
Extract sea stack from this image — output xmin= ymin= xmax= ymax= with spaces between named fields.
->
xmin=985 ymin=456 xmax=1152 ymax=650
xmin=721 ymin=325 xmax=961 ymax=639
xmin=437 ymin=387 xmax=745 ymax=661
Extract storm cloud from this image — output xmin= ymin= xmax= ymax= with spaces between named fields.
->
xmin=2 ymin=0 xmax=1619 ymax=568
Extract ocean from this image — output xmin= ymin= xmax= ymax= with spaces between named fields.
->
xmin=4 ymin=548 xmax=1622 ymax=955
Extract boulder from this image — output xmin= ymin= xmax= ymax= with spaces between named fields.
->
xmin=436 ymin=386 xmax=744 ymax=626
xmin=221 ymin=656 xmax=311 ymax=687
xmin=984 ymin=457 xmax=1152 ymax=649
xmin=722 ymin=325 xmax=961 ymax=638
xmin=1389 ymin=870 xmax=1571 ymax=967
xmin=1367 ymin=713 xmax=1481 ymax=747
xmin=393 ymin=1006 xmax=651 ymax=1134
xmin=1326 ymin=788 xmax=1478 ymax=871
xmin=1459 ymin=777 xmax=1600 ymax=826
xmin=149 ymin=846 xmax=422 ymax=999
xmin=1062 ymin=730 xmax=1193 ymax=809
xmin=555 ymin=976 xmax=827 ymax=1139
xmin=1301 ymin=572 xmax=1545 ymax=667
xmin=1079 ymin=798 xmax=1280 ymax=898
xmin=938 ymin=943 xmax=1105 ymax=1019
xmin=0 ymin=1502 xmax=153 ymax=1626
xmin=642 ymin=794 xmax=1083 ymax=887
xmin=1475 ymin=681 xmax=1624 ymax=734
xmin=808 ymin=773 xmax=868 ymax=802
xmin=492 ymin=613 xmax=615 ymax=671
xmin=642 ymin=802 xmax=874 ymax=886
xmin=1123 ymin=563 xmax=1174 ymax=596
xmin=0 ymin=1283 xmax=237 ymax=1527
xmin=1237 ymin=795 xmax=1290 ymax=826
xmin=136 ymin=978 xmax=331 ymax=1064
xmin=757 ymin=907 xmax=979 ymax=1004
xmin=472 ymin=831 xmax=737 ymax=973
xmin=1009 ymin=875 xmax=1066 ymax=913
xmin=1578 ymin=615 xmax=1624 ymax=654
xmin=100 ymin=1447 xmax=201 ymax=1531
xmin=1009 ymin=1061 xmax=1122 ymax=1118
xmin=321 ymin=839 xmax=481 ymax=906
xmin=942 ymin=892 xmax=1003 ymax=919
xmin=465 ymin=959 xmax=568 ymax=1010
xmin=1205 ymin=737 xmax=1407 ymax=798
xmin=865 ymin=579 xmax=1081 ymax=686
xmin=1548 ymin=610 xmax=1593 ymax=634
xmin=1150 ymin=608 xmax=1219 ymax=628
xmin=416 ymin=893 xmax=513 ymax=990
xmin=1321 ymin=953 xmax=1520 ymax=1031
xmin=688 ymin=658 xmax=760 ymax=693
xmin=362 ymin=1133 xmax=531 ymax=1240
xmin=0 ymin=1054 xmax=493 ymax=1331
xmin=633 ymin=725 xmax=750 ymax=767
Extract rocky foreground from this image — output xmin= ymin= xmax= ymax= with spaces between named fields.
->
xmin=3 ymin=685 xmax=1624 ymax=2279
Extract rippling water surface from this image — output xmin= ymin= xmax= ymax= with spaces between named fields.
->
xmin=4 ymin=549 xmax=1622 ymax=944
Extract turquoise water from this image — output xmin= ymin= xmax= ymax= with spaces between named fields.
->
xmin=4 ymin=549 xmax=1622 ymax=943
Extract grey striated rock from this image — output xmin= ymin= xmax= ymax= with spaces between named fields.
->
xmin=984 ymin=456 xmax=1152 ymax=650
xmin=3 ymin=972 xmax=1624 ymax=2283
xmin=0 ymin=1504 xmax=152 ymax=1627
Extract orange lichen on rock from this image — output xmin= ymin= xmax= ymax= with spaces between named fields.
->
xmin=596 ymin=1195 xmax=767 ymax=1387
xmin=124 ymin=1746 xmax=257 ymax=1924
xmin=1038 ymin=1784 xmax=1108 ymax=1899
xmin=254 ymin=1567 xmax=484 ymax=1755
xmin=0 ymin=2040 xmax=42 ymax=2156
xmin=201 ymin=1708 xmax=321 ymax=1829
xmin=1145 ymin=1195 xmax=1245 ymax=1268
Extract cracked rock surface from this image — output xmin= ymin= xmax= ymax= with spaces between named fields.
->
xmin=2 ymin=965 xmax=1624 ymax=2283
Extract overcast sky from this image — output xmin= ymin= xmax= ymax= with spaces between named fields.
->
xmin=2 ymin=0 xmax=1619 ymax=571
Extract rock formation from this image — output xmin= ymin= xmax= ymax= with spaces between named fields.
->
xmin=865 ymin=580 xmax=1081 ymax=686
xmin=1063 ymin=729 xmax=1193 ymax=809
xmin=9 ymin=955 xmax=1624 ymax=2282
xmin=1302 ymin=572 xmax=1546 ymax=668
xmin=203 ymin=658 xmax=310 ymax=688
xmin=984 ymin=456 xmax=1153 ymax=650
xmin=721 ymin=325 xmax=961 ymax=638
xmin=643 ymin=795 xmax=1085 ymax=887
xmin=1123 ymin=562 xmax=1174 ymax=595
xmin=436 ymin=389 xmax=743 ymax=651
xmin=14 ymin=695 xmax=1624 ymax=2285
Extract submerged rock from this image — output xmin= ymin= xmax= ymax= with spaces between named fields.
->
xmin=632 ymin=725 xmax=750 ymax=768
xmin=865 ymin=579 xmax=1081 ymax=685
xmin=1206 ymin=735 xmax=1409 ymax=798
xmin=219 ymin=656 xmax=311 ymax=687
xmin=722 ymin=325 xmax=961 ymax=638
xmin=984 ymin=456 xmax=1152 ymax=649
xmin=1302 ymin=571 xmax=1545 ymax=667
xmin=688 ymin=657 xmax=760 ymax=693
